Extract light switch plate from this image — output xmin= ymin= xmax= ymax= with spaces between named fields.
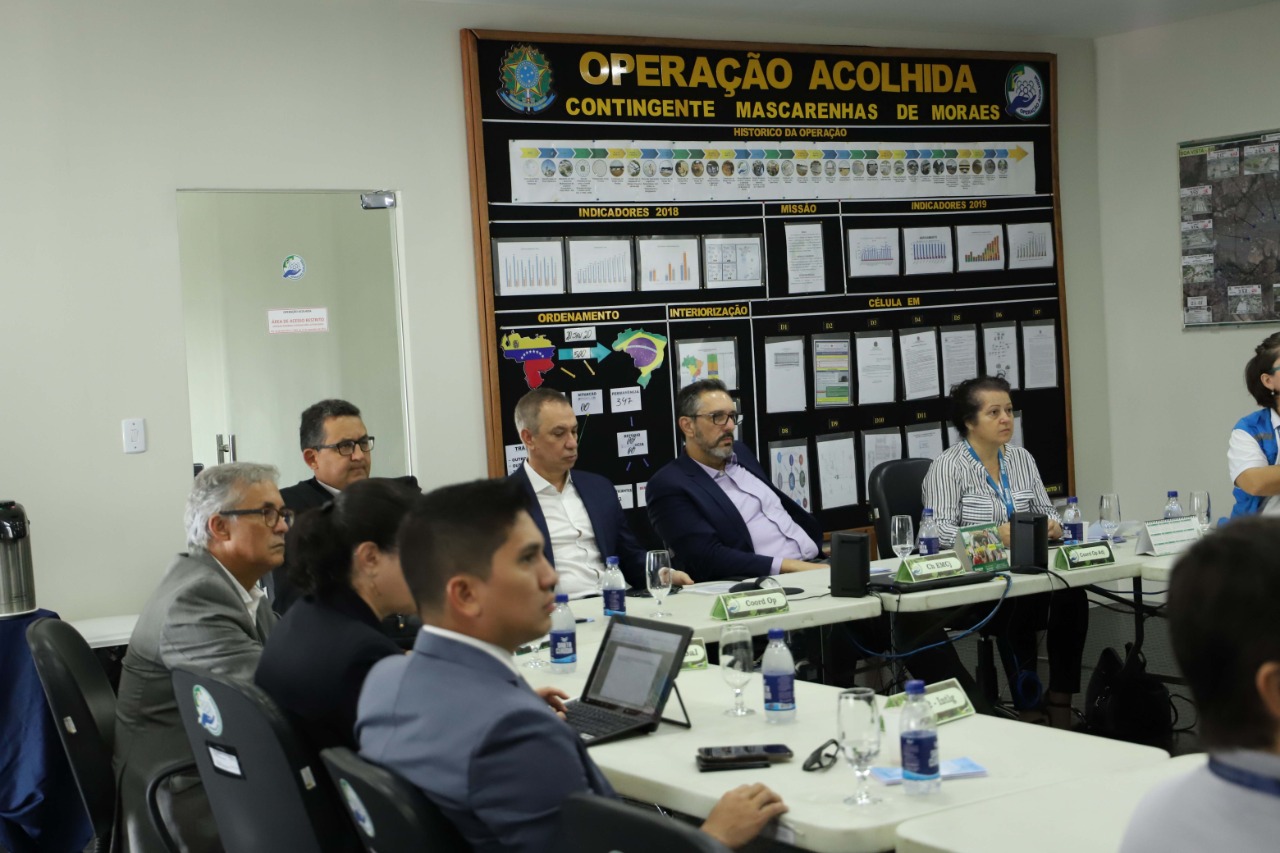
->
xmin=123 ymin=418 xmax=146 ymax=453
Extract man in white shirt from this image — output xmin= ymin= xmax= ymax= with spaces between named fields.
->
xmin=1121 ymin=516 xmax=1280 ymax=852
xmin=114 ymin=463 xmax=286 ymax=852
xmin=508 ymin=388 xmax=690 ymax=595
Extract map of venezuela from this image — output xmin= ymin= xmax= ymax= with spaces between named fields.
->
xmin=610 ymin=328 xmax=667 ymax=388
xmin=500 ymin=331 xmax=555 ymax=388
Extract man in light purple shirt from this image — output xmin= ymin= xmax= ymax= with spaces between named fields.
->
xmin=647 ymin=379 xmax=827 ymax=581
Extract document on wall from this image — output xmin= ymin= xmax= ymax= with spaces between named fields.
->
xmin=1006 ymin=222 xmax=1055 ymax=270
xmin=905 ymin=423 xmax=945 ymax=460
xmin=784 ymin=222 xmax=826 ymax=294
xmin=847 ymin=228 xmax=901 ymax=277
xmin=863 ymin=428 xmax=903 ymax=497
xmin=812 ymin=333 xmax=852 ymax=408
xmin=855 ymin=331 xmax=896 ymax=404
xmin=675 ymin=337 xmax=739 ymax=390
xmin=982 ymin=323 xmax=1020 ymax=389
xmin=902 ymin=227 xmax=954 ymax=275
xmin=764 ymin=336 xmax=807 ymax=413
xmin=940 ymin=325 xmax=980 ymax=392
xmin=494 ymin=237 xmax=566 ymax=296
xmin=816 ymin=431 xmax=860 ymax=509
xmin=768 ymin=438 xmax=813 ymax=512
xmin=1021 ymin=320 xmax=1058 ymax=389
xmin=899 ymin=328 xmax=941 ymax=401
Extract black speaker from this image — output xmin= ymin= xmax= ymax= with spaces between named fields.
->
xmin=1010 ymin=512 xmax=1048 ymax=571
xmin=830 ymin=532 xmax=870 ymax=597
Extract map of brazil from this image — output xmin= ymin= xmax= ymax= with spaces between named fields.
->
xmin=610 ymin=328 xmax=668 ymax=388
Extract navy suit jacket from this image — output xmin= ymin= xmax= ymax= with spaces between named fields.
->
xmin=509 ymin=465 xmax=647 ymax=588
xmin=357 ymin=631 xmax=613 ymax=853
xmin=646 ymin=441 xmax=823 ymax=580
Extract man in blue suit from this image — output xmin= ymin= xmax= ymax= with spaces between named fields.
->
xmin=509 ymin=388 xmax=690 ymax=593
xmin=356 ymin=478 xmax=787 ymax=853
xmin=647 ymin=379 xmax=827 ymax=581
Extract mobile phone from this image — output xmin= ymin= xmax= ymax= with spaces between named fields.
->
xmin=696 ymin=745 xmax=794 ymax=765
xmin=696 ymin=755 xmax=770 ymax=772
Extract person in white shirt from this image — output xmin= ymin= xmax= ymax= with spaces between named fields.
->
xmin=1228 ymin=332 xmax=1280 ymax=518
xmin=508 ymin=388 xmax=690 ymax=595
xmin=1121 ymin=517 xmax=1280 ymax=852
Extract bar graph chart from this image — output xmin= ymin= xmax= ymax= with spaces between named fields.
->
xmin=955 ymin=225 xmax=1005 ymax=271
xmin=637 ymin=236 xmax=701 ymax=291
xmin=568 ymin=237 xmax=634 ymax=294
xmin=1006 ymin=222 xmax=1054 ymax=269
xmin=902 ymin=227 xmax=953 ymax=274
xmin=847 ymin=228 xmax=901 ymax=277
xmin=494 ymin=238 xmax=565 ymax=296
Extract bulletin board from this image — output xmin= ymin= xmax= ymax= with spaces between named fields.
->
xmin=1179 ymin=128 xmax=1280 ymax=326
xmin=462 ymin=30 xmax=1075 ymax=542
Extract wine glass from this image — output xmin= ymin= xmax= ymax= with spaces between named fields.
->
xmin=1189 ymin=491 xmax=1211 ymax=534
xmin=890 ymin=515 xmax=915 ymax=562
xmin=837 ymin=688 xmax=882 ymax=806
xmin=645 ymin=550 xmax=673 ymax=618
xmin=720 ymin=624 xmax=756 ymax=717
xmin=1099 ymin=493 xmax=1121 ymax=547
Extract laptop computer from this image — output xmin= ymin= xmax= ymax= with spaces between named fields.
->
xmin=563 ymin=614 xmax=692 ymax=747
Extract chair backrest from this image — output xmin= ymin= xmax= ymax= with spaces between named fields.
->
xmin=867 ymin=457 xmax=934 ymax=557
xmin=171 ymin=666 xmax=360 ymax=853
xmin=319 ymin=747 xmax=471 ymax=853
xmin=560 ymin=792 xmax=730 ymax=853
xmin=25 ymin=617 xmax=117 ymax=839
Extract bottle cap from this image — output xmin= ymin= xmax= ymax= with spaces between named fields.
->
xmin=555 ymin=593 xmax=568 ymax=603
xmin=905 ymin=679 xmax=926 ymax=695
xmin=1168 ymin=491 xmax=1177 ymax=498
xmin=606 ymin=555 xmax=619 ymax=565
xmin=922 ymin=507 xmax=934 ymax=516
xmin=767 ymin=628 xmax=784 ymax=640
xmin=1067 ymin=496 xmax=1077 ymax=503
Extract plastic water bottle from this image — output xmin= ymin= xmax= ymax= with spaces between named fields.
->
xmin=762 ymin=628 xmax=797 ymax=724
xmin=1163 ymin=491 xmax=1184 ymax=519
xmin=549 ymin=594 xmax=577 ymax=674
xmin=602 ymin=556 xmax=626 ymax=617
xmin=900 ymin=679 xmax=940 ymax=795
xmin=918 ymin=508 xmax=940 ymax=556
xmin=1062 ymin=497 xmax=1083 ymax=545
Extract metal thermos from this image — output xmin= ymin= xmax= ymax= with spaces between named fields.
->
xmin=0 ymin=501 xmax=36 ymax=618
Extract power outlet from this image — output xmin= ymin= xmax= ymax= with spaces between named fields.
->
xmin=122 ymin=418 xmax=147 ymax=454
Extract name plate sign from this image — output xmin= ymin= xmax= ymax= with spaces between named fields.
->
xmin=883 ymin=677 xmax=975 ymax=725
xmin=710 ymin=588 xmax=790 ymax=621
xmin=681 ymin=637 xmax=709 ymax=670
xmin=894 ymin=552 xmax=966 ymax=584
xmin=1055 ymin=541 xmax=1115 ymax=570
xmin=1135 ymin=516 xmax=1202 ymax=557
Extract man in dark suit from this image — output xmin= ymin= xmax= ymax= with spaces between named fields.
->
xmin=646 ymin=378 xmax=827 ymax=581
xmin=356 ymin=478 xmax=786 ymax=853
xmin=114 ymin=462 xmax=286 ymax=852
xmin=508 ymin=388 xmax=690 ymax=593
xmin=273 ymin=399 xmax=418 ymax=613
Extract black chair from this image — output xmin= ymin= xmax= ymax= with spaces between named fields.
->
xmin=171 ymin=666 xmax=361 ymax=853
xmin=319 ymin=746 xmax=471 ymax=853
xmin=25 ymin=618 xmax=119 ymax=853
xmin=867 ymin=457 xmax=933 ymax=558
xmin=560 ymin=792 xmax=730 ymax=852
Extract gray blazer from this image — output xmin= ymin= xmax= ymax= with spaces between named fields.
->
xmin=112 ymin=551 xmax=276 ymax=853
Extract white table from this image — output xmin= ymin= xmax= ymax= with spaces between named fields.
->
xmin=69 ymin=614 xmax=138 ymax=648
xmin=525 ymin=664 xmax=1170 ymax=853
xmin=894 ymin=753 xmax=1204 ymax=853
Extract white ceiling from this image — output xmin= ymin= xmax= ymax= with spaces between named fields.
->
xmin=426 ymin=0 xmax=1274 ymax=39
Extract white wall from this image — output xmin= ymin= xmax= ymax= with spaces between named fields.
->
xmin=1096 ymin=3 xmax=1280 ymax=523
xmin=0 ymin=0 xmax=1101 ymax=619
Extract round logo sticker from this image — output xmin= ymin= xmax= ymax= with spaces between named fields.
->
xmin=1004 ymin=64 xmax=1044 ymax=120
xmin=193 ymin=685 xmax=223 ymax=736
xmin=340 ymin=779 xmax=375 ymax=839
xmin=282 ymin=254 xmax=306 ymax=280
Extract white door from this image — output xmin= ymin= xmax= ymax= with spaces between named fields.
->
xmin=177 ymin=190 xmax=410 ymax=486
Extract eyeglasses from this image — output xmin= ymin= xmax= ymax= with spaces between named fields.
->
xmin=689 ymin=411 xmax=741 ymax=426
xmin=312 ymin=436 xmax=375 ymax=456
xmin=220 ymin=506 xmax=295 ymax=528
xmin=802 ymin=738 xmax=841 ymax=772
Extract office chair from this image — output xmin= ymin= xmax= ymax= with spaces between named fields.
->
xmin=320 ymin=747 xmax=471 ymax=853
xmin=561 ymin=792 xmax=731 ymax=852
xmin=25 ymin=618 xmax=119 ymax=853
xmin=171 ymin=666 xmax=362 ymax=853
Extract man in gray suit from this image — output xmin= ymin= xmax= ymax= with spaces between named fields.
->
xmin=114 ymin=462 xmax=289 ymax=852
xmin=356 ymin=478 xmax=786 ymax=853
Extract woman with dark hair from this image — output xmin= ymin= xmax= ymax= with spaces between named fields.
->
xmin=1229 ymin=332 xmax=1280 ymax=517
xmin=255 ymin=477 xmax=419 ymax=750
xmin=922 ymin=376 xmax=1088 ymax=727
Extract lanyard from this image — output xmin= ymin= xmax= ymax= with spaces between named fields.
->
xmin=1209 ymin=757 xmax=1280 ymax=798
xmin=966 ymin=442 xmax=1014 ymax=519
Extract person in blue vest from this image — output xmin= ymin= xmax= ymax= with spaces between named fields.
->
xmin=1229 ymin=332 xmax=1280 ymax=517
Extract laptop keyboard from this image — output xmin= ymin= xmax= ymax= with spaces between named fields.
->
xmin=564 ymin=701 xmax=636 ymax=740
